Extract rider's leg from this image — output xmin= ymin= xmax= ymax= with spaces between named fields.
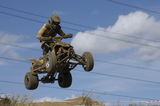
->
xmin=41 ymin=42 xmax=49 ymax=64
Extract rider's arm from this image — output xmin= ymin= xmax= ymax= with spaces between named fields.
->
xmin=57 ymin=27 xmax=65 ymax=37
xmin=57 ymin=25 xmax=65 ymax=37
xmin=57 ymin=26 xmax=72 ymax=38
xmin=37 ymin=24 xmax=52 ymax=41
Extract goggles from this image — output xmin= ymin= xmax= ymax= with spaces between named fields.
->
xmin=50 ymin=19 xmax=60 ymax=25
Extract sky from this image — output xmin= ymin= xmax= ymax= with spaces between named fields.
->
xmin=1 ymin=0 xmax=160 ymax=105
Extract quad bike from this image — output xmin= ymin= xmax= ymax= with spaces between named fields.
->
xmin=24 ymin=34 xmax=94 ymax=90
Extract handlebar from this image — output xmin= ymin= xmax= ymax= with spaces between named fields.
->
xmin=52 ymin=36 xmax=63 ymax=42
xmin=52 ymin=33 xmax=73 ymax=42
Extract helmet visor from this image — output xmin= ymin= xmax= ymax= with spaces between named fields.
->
xmin=50 ymin=19 xmax=60 ymax=25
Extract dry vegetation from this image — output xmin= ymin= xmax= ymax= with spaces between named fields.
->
xmin=0 ymin=93 xmax=34 ymax=106
xmin=0 ymin=92 xmax=104 ymax=106
xmin=1 ymin=93 xmax=160 ymax=106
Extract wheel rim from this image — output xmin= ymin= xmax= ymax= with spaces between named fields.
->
xmin=83 ymin=56 xmax=87 ymax=68
xmin=25 ymin=76 xmax=29 ymax=86
xmin=45 ymin=57 xmax=50 ymax=69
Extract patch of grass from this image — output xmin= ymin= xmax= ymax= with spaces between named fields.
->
xmin=0 ymin=92 xmax=105 ymax=106
xmin=0 ymin=93 xmax=34 ymax=106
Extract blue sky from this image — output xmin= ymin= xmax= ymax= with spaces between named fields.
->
xmin=1 ymin=0 xmax=160 ymax=105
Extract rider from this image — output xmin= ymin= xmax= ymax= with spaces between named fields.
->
xmin=37 ymin=14 xmax=72 ymax=62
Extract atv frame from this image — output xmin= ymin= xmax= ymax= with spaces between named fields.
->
xmin=25 ymin=35 xmax=94 ymax=90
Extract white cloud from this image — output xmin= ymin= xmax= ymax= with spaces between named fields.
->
xmin=65 ymin=94 xmax=77 ymax=100
xmin=6 ymin=50 xmax=21 ymax=60
xmin=0 ymin=93 xmax=10 ymax=98
xmin=33 ymin=94 xmax=77 ymax=103
xmin=0 ymin=32 xmax=22 ymax=59
xmin=0 ymin=94 xmax=6 ymax=98
xmin=52 ymin=10 xmax=66 ymax=15
xmin=71 ymin=11 xmax=160 ymax=62
xmin=104 ymin=102 xmax=112 ymax=106
xmin=33 ymin=97 xmax=63 ymax=102
xmin=0 ymin=31 xmax=40 ymax=62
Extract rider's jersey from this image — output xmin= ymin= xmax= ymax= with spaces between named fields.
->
xmin=37 ymin=23 xmax=65 ymax=42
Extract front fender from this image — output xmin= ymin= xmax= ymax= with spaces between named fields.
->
xmin=26 ymin=58 xmax=43 ymax=64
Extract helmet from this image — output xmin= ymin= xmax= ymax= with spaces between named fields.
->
xmin=50 ymin=14 xmax=61 ymax=24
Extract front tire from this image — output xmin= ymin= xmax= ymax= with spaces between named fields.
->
xmin=58 ymin=72 xmax=72 ymax=88
xmin=82 ymin=52 xmax=94 ymax=72
xmin=24 ymin=72 xmax=39 ymax=90
xmin=45 ymin=52 xmax=57 ymax=73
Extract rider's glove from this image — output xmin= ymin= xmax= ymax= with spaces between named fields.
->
xmin=63 ymin=33 xmax=73 ymax=39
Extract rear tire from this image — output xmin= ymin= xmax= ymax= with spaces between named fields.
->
xmin=82 ymin=52 xmax=94 ymax=72
xmin=24 ymin=72 xmax=39 ymax=90
xmin=58 ymin=72 xmax=72 ymax=88
xmin=45 ymin=52 xmax=57 ymax=73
